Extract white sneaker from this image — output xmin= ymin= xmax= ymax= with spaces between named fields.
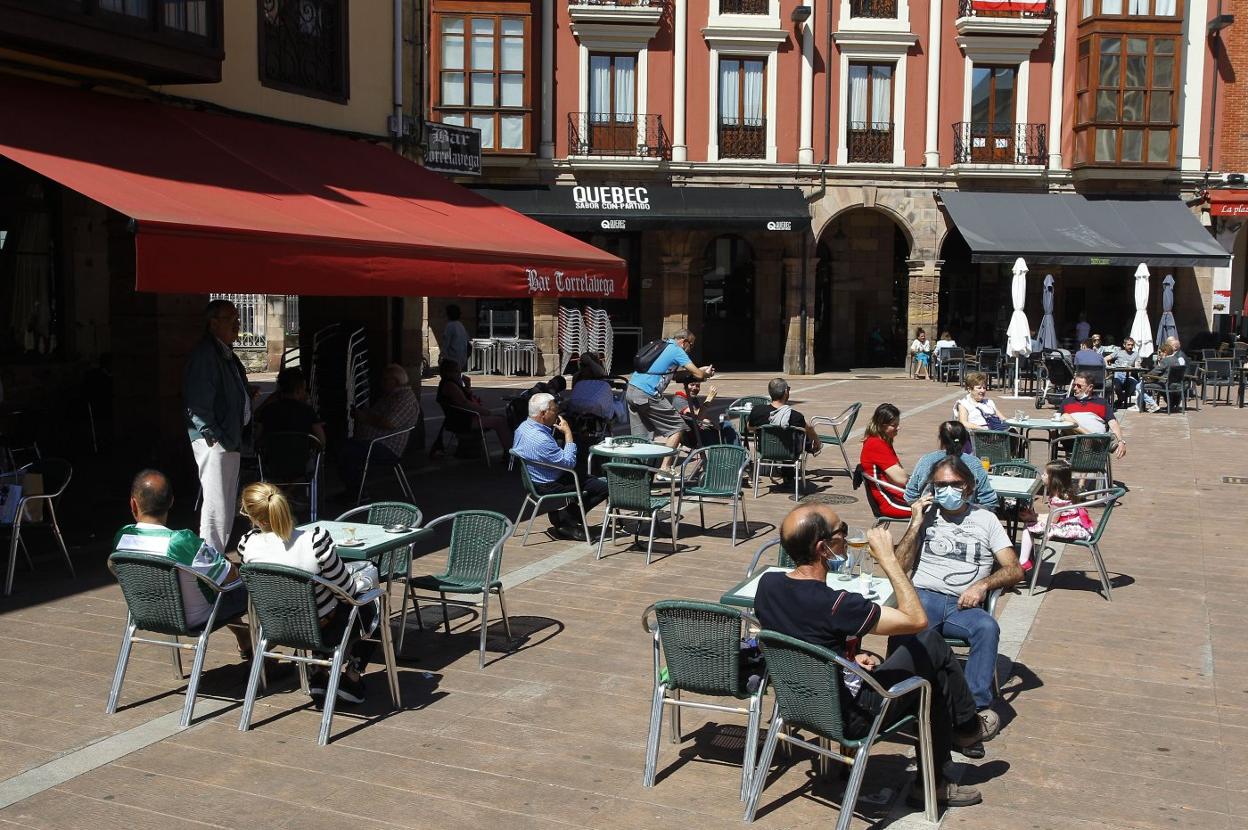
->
xmin=1126 ymin=404 xmax=1140 ymax=412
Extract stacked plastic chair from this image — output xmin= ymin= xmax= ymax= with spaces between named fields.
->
xmin=584 ymin=308 xmax=614 ymax=374
xmin=558 ymin=306 xmax=584 ymax=375
xmin=345 ymin=327 xmax=370 ymax=439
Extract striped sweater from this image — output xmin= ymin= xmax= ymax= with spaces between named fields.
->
xmin=238 ymin=525 xmax=353 ymax=617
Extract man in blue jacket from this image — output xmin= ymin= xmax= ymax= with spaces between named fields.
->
xmin=184 ymin=299 xmax=253 ymax=555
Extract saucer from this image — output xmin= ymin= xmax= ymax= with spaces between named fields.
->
xmin=336 ymin=539 xmax=365 ymax=547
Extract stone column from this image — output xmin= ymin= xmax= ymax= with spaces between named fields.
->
xmin=265 ymin=293 xmax=286 ymax=371
xmin=532 ymin=297 xmax=558 ymax=375
xmin=660 ymin=256 xmax=693 ymax=335
xmin=907 ymin=258 xmax=941 ymax=340
xmin=754 ymin=256 xmax=782 ymax=369
xmin=782 ymin=255 xmax=818 ymax=375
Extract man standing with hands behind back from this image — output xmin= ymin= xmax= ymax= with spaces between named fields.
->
xmin=184 ymin=299 xmax=254 ymax=556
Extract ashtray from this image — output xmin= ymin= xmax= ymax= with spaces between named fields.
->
xmin=383 ymin=524 xmax=412 ymax=534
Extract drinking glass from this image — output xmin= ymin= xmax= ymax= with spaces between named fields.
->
xmin=843 ymin=527 xmax=867 ymax=581
xmin=344 ymin=525 xmax=357 ymax=544
xmin=980 ymin=456 xmax=992 ymax=472
xmin=1014 ymin=409 xmax=1026 ymax=421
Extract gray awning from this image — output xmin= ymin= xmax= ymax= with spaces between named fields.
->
xmin=939 ymin=191 xmax=1230 ymax=268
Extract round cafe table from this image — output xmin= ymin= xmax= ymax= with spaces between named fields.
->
xmin=588 ymin=440 xmax=676 ymax=476
xmin=1004 ymin=417 xmax=1074 ymax=462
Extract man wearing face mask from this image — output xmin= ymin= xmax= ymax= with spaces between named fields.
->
xmin=896 ymin=456 xmax=1023 ymax=756
xmin=1058 ymin=371 xmax=1127 ymax=460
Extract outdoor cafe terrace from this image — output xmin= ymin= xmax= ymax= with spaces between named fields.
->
xmin=1 ymin=370 xmax=1246 ymax=830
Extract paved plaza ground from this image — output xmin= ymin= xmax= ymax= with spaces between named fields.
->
xmin=1 ymin=372 xmax=1245 ymax=830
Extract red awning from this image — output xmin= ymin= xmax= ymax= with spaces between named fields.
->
xmin=1210 ymin=189 xmax=1248 ymax=218
xmin=0 ymin=76 xmax=625 ymax=298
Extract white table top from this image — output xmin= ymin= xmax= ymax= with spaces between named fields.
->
xmin=728 ymin=567 xmax=896 ymax=608
xmin=589 ymin=442 xmax=676 ymax=459
xmin=988 ymin=474 xmax=1041 ymax=499
xmin=1006 ymin=418 xmax=1072 ymax=430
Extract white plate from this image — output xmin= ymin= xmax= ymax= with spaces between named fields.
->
xmin=336 ymin=539 xmax=365 ymax=547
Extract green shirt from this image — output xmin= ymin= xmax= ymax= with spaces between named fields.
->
xmin=113 ymin=523 xmax=230 ymax=624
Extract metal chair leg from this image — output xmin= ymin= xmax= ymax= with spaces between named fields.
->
xmin=237 ymin=632 xmax=268 ymax=733
xmin=105 ymin=617 xmax=138 ymax=714
xmin=5 ymin=519 xmax=21 ymax=596
xmin=742 ymin=694 xmax=761 ymax=801
xmin=439 ymin=591 xmax=451 ymax=633
xmin=595 ymin=509 xmax=611 ymax=560
xmin=642 ymin=681 xmax=667 ymax=787
xmin=743 ymin=712 xmax=784 ymax=822
xmin=170 ymin=637 xmax=184 ymax=678
xmin=179 ymin=628 xmax=213 ymax=728
xmin=645 ymin=513 xmax=657 ymax=565
xmin=496 ymin=588 xmax=513 ymax=640
xmin=47 ymin=502 xmax=73 ymax=578
xmin=478 ymin=590 xmax=490 ymax=669
xmin=318 ymin=633 xmax=352 ymax=746
xmin=668 ymin=688 xmax=681 ymax=742
xmin=378 ymin=594 xmax=402 ymax=705
xmin=1091 ymin=542 xmax=1113 ymax=601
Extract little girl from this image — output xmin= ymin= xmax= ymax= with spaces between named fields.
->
xmin=1018 ymin=460 xmax=1094 ymax=572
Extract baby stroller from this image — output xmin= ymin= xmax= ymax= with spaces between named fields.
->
xmin=1035 ymin=350 xmax=1075 ymax=409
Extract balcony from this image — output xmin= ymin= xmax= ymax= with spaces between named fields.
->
xmin=0 ymin=0 xmax=223 ymax=83
xmin=847 ymin=123 xmax=893 ymax=163
xmin=952 ymin=121 xmax=1047 ymax=169
xmin=849 ymin=0 xmax=898 ymax=18
xmin=718 ymin=119 xmax=766 ymax=159
xmin=568 ymin=0 xmax=666 ymax=26
xmin=955 ymin=0 xmax=1053 ymax=37
xmin=718 ymin=0 xmax=769 ymax=14
xmin=568 ymin=113 xmax=671 ymax=160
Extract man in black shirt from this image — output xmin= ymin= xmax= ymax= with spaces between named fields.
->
xmin=747 ymin=377 xmax=822 ymax=454
xmin=753 ymin=502 xmax=995 ymax=810
xmin=255 ymin=368 xmax=326 ymax=446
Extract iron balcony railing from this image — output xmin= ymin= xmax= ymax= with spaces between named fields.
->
xmin=719 ymin=0 xmax=769 ymax=13
xmin=847 ymin=123 xmax=893 ymax=163
xmin=568 ymin=113 xmax=671 ymax=159
xmin=849 ymin=0 xmax=898 ymax=18
xmin=956 ymin=0 xmax=1054 ymax=19
xmin=570 ymin=0 xmax=670 ymax=9
xmin=952 ymin=121 xmax=1048 ymax=166
xmin=718 ymin=118 xmax=766 ymax=159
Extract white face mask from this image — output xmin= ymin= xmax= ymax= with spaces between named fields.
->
xmin=935 ymin=486 xmax=966 ymax=511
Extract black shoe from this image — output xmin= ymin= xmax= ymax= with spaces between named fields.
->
xmin=307 ymin=670 xmax=328 ymax=702
xmin=336 ymin=674 xmax=366 ymax=704
xmin=554 ymin=523 xmax=589 ymax=542
xmin=957 ymin=740 xmax=985 ymax=759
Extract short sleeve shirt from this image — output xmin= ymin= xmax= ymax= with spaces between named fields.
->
xmin=1059 ymin=394 xmax=1115 ymax=433
xmin=113 ymin=523 xmax=231 ymax=628
xmin=628 ymin=341 xmax=691 ymax=396
xmin=748 ymin=404 xmax=807 ymax=430
xmin=912 ymin=506 xmax=1012 ymax=595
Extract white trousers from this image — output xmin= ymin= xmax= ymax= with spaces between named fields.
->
xmin=192 ymin=438 xmax=241 ymax=555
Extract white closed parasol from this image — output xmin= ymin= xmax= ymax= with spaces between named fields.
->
xmin=1128 ymin=263 xmax=1155 ymax=359
xmin=1005 ymin=257 xmax=1033 ymax=397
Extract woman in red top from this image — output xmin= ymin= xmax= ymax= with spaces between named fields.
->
xmin=859 ymin=403 xmax=910 ymax=518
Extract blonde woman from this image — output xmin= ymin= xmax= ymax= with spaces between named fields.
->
xmin=237 ymin=483 xmax=374 ymax=705
xmin=955 ymin=372 xmax=1007 ymax=431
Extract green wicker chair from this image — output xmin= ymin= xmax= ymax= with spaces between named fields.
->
xmin=1029 ymin=486 xmax=1125 ymax=601
xmin=677 ymin=444 xmax=751 ymax=547
xmin=237 ymin=562 xmax=399 ymax=746
xmin=989 ymin=460 xmax=1039 ymax=541
xmin=743 ymin=631 xmax=939 ymax=827
xmin=641 ymin=601 xmax=769 ymax=801
xmin=752 ymin=425 xmax=806 ymax=501
xmin=745 ymin=538 xmax=796 ymax=578
xmin=970 ymin=429 xmax=1024 ymax=467
xmin=728 ymin=396 xmax=769 ymax=448
xmin=510 ymin=450 xmax=590 ymax=546
xmin=406 ymin=510 xmax=514 ymax=669
xmin=336 ymin=502 xmax=423 ymax=652
xmin=810 ymin=402 xmax=861 ymax=478
xmin=1053 ymin=433 xmax=1114 ymax=491
xmin=106 ymin=551 xmax=246 ymax=728
xmin=596 ymin=462 xmax=679 ymax=565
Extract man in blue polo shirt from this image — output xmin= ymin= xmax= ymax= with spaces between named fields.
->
xmin=624 ymin=329 xmax=715 ymax=473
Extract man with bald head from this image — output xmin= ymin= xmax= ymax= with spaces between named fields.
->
xmin=113 ymin=469 xmax=250 ymax=653
xmin=752 ymin=502 xmax=994 ymax=810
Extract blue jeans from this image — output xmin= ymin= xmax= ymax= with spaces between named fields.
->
xmin=917 ymin=588 xmax=999 ymax=709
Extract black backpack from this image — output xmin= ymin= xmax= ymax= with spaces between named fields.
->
xmin=633 ymin=339 xmax=669 ymax=373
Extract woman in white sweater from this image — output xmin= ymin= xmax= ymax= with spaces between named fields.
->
xmin=238 ymin=483 xmax=374 ymax=704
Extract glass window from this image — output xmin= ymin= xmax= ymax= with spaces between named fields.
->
xmin=433 ymin=10 xmax=530 ymax=153
xmin=1075 ymin=33 xmax=1178 ymax=167
xmin=1147 ymin=129 xmax=1170 ymax=163
xmin=259 ymin=0 xmax=349 ymax=101
xmin=1121 ymin=129 xmax=1143 ymax=161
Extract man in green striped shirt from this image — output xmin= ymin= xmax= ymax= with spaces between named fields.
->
xmin=114 ymin=470 xmax=250 ymax=652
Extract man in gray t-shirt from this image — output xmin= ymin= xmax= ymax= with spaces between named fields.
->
xmin=895 ymin=456 xmax=1023 ymax=728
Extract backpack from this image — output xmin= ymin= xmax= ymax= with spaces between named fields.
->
xmin=633 ymin=339 xmax=669 ymax=373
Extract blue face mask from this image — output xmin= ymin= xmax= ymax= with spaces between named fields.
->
xmin=935 ymin=485 xmax=966 ymax=511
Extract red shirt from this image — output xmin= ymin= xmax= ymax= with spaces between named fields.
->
xmin=860 ymin=435 xmax=909 ymax=518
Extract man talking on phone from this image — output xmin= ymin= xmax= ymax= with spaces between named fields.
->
xmin=512 ymin=393 xmax=608 ymax=541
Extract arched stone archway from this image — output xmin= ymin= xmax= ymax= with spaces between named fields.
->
xmin=815 ymin=208 xmax=913 ymax=369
